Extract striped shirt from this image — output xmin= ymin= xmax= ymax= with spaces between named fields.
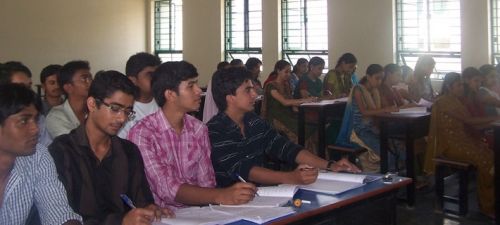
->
xmin=207 ymin=112 xmax=302 ymax=188
xmin=128 ymin=110 xmax=216 ymax=210
xmin=0 ymin=144 xmax=82 ymax=225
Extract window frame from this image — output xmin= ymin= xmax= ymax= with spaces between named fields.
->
xmin=492 ymin=0 xmax=500 ymax=64
xmin=153 ymin=0 xmax=183 ymax=62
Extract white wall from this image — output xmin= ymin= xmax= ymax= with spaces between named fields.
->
xmin=0 ymin=0 xmax=147 ymax=84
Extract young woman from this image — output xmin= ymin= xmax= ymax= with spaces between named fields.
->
xmin=478 ymin=64 xmax=500 ymax=116
xmin=262 ymin=60 xmax=316 ymax=142
xmin=424 ymin=72 xmax=498 ymax=218
xmin=323 ymin=53 xmax=357 ymax=98
xmin=380 ymin=63 xmax=415 ymax=108
xmin=294 ymin=57 xmax=325 ymax=99
xmin=408 ymin=56 xmax=436 ymax=102
xmin=290 ymin=58 xmax=308 ymax=96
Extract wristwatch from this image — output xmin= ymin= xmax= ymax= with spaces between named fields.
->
xmin=326 ymin=160 xmax=335 ymax=171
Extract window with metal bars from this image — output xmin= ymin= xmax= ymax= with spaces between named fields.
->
xmin=396 ymin=0 xmax=461 ymax=79
xmin=281 ymin=0 xmax=328 ymax=72
xmin=492 ymin=0 xmax=500 ymax=64
xmin=154 ymin=0 xmax=183 ymax=62
xmin=225 ymin=0 xmax=262 ymax=63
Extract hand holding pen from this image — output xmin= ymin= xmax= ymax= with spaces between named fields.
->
xmin=120 ymin=194 xmax=174 ymax=224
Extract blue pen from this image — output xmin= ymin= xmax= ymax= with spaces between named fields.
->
xmin=234 ymin=173 xmax=260 ymax=196
xmin=120 ymin=194 xmax=136 ymax=209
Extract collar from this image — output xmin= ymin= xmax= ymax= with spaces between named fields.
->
xmin=155 ymin=110 xmax=195 ymax=134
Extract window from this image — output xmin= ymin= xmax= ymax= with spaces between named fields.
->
xmin=492 ymin=0 xmax=500 ymax=64
xmin=154 ymin=0 xmax=183 ymax=62
xmin=396 ymin=0 xmax=461 ymax=79
xmin=225 ymin=0 xmax=262 ymax=63
xmin=282 ymin=0 xmax=328 ymax=72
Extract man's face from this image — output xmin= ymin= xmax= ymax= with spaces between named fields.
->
xmin=130 ymin=66 xmax=156 ymax=99
xmin=66 ymin=69 xmax=92 ymax=99
xmin=168 ymin=77 xmax=203 ymax=113
xmin=228 ymin=79 xmax=257 ymax=113
xmin=0 ymin=104 xmax=39 ymax=157
xmin=42 ymin=74 xmax=62 ymax=98
xmin=88 ymin=91 xmax=135 ymax=136
xmin=11 ymin=72 xmax=32 ymax=88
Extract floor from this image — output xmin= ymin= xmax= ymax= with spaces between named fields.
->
xmin=396 ymin=174 xmax=494 ymax=225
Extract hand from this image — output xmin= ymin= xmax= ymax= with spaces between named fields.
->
xmin=384 ymin=106 xmax=398 ymax=113
xmin=145 ymin=204 xmax=174 ymax=221
xmin=216 ymin=182 xmax=257 ymax=205
xmin=330 ymin=158 xmax=361 ymax=173
xmin=122 ymin=208 xmax=155 ymax=225
xmin=289 ymin=164 xmax=319 ymax=185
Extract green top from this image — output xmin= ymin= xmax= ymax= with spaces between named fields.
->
xmin=323 ymin=69 xmax=353 ymax=98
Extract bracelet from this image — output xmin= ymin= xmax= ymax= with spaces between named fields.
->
xmin=326 ymin=160 xmax=335 ymax=171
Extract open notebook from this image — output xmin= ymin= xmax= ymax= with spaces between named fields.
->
xmin=222 ymin=184 xmax=298 ymax=207
xmin=299 ymin=172 xmax=379 ymax=195
xmin=153 ymin=205 xmax=294 ymax=225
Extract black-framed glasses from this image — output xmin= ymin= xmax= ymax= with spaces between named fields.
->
xmin=95 ymin=99 xmax=135 ymax=120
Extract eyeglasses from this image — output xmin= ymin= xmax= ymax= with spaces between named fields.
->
xmin=77 ymin=74 xmax=93 ymax=84
xmin=95 ymin=99 xmax=135 ymax=120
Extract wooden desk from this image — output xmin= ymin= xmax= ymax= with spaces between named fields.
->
xmin=230 ymin=177 xmax=411 ymax=225
xmin=375 ymin=112 xmax=430 ymax=207
xmin=297 ymin=100 xmax=347 ymax=159
xmin=492 ymin=123 xmax=500 ymax=224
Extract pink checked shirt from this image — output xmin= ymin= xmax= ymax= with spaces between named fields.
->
xmin=128 ymin=110 xmax=216 ymax=210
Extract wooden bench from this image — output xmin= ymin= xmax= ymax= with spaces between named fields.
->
xmin=433 ymin=157 xmax=474 ymax=216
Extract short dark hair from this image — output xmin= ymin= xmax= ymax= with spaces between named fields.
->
xmin=151 ymin=61 xmax=198 ymax=107
xmin=212 ymin=67 xmax=252 ymax=112
xmin=40 ymin=64 xmax=62 ymax=84
xmin=58 ymin=60 xmax=90 ymax=95
xmin=125 ymin=52 xmax=161 ymax=77
xmin=0 ymin=83 xmax=40 ymax=125
xmin=230 ymin=59 xmax=244 ymax=67
xmin=0 ymin=61 xmax=32 ymax=85
xmin=217 ymin=61 xmax=229 ymax=70
xmin=88 ymin=70 xmax=138 ymax=101
xmin=245 ymin=57 xmax=262 ymax=70
xmin=308 ymin=57 xmax=325 ymax=67
xmin=462 ymin=67 xmax=481 ymax=80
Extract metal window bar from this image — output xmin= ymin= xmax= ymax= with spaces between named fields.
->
xmin=154 ymin=0 xmax=183 ymax=62
xmin=396 ymin=0 xmax=461 ymax=79
xmin=225 ymin=0 xmax=262 ymax=61
xmin=492 ymin=0 xmax=500 ymax=64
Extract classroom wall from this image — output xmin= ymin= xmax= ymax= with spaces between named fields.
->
xmin=0 ymin=0 xmax=147 ymax=84
xmin=0 ymin=0 xmax=494 ymax=87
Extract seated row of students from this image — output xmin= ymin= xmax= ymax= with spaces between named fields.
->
xmin=0 ymin=55 xmax=359 ymax=225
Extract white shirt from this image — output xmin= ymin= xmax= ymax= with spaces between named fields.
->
xmin=46 ymin=100 xmax=80 ymax=139
xmin=118 ymin=99 xmax=159 ymax=139
xmin=202 ymin=81 xmax=219 ymax=123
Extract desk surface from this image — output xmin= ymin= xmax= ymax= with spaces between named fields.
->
xmin=229 ymin=177 xmax=411 ymax=225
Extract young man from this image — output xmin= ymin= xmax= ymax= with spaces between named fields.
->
xmin=128 ymin=61 xmax=256 ymax=210
xmin=117 ymin=52 xmax=161 ymax=138
xmin=48 ymin=71 xmax=172 ymax=224
xmin=208 ymin=67 xmax=360 ymax=187
xmin=40 ymin=64 xmax=64 ymax=115
xmin=0 ymin=83 xmax=82 ymax=225
xmin=46 ymin=60 xmax=92 ymax=138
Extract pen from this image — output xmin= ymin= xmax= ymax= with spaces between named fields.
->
xmin=235 ymin=173 xmax=260 ymax=196
xmin=120 ymin=194 xmax=136 ymax=209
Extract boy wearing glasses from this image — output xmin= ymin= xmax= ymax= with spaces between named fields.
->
xmin=46 ymin=60 xmax=93 ymax=138
xmin=48 ymin=71 xmax=173 ymax=224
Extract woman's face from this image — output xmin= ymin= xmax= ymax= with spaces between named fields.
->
xmin=367 ymin=72 xmax=384 ymax=88
xmin=449 ymin=79 xmax=464 ymax=97
xmin=297 ymin=62 xmax=308 ymax=74
xmin=387 ymin=71 xmax=402 ymax=86
xmin=465 ymin=76 xmax=481 ymax=91
xmin=340 ymin=62 xmax=356 ymax=75
xmin=278 ymin=65 xmax=292 ymax=80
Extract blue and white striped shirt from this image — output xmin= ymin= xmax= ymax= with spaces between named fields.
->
xmin=0 ymin=144 xmax=82 ymax=225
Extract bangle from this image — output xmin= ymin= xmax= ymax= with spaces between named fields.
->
xmin=326 ymin=160 xmax=335 ymax=171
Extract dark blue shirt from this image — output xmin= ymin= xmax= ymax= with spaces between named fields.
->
xmin=207 ymin=112 xmax=302 ymax=187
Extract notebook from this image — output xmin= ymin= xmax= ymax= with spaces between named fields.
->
xmin=299 ymin=172 xmax=379 ymax=195
xmin=222 ymin=184 xmax=298 ymax=207
xmin=391 ymin=106 xmax=427 ymax=114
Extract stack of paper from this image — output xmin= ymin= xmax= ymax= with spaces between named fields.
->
xmin=224 ymin=184 xmax=298 ymax=207
xmin=299 ymin=172 xmax=378 ymax=195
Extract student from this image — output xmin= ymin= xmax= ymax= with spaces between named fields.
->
xmin=46 ymin=60 xmax=92 ymax=138
xmin=229 ymin=59 xmax=244 ymax=67
xmin=48 ymin=71 xmax=172 ymax=224
xmin=40 ymin=64 xmax=64 ymax=115
xmin=408 ymin=55 xmax=436 ymax=102
xmin=128 ymin=61 xmax=256 ymax=209
xmin=203 ymin=61 xmax=230 ymax=123
xmin=380 ymin=64 xmax=415 ymax=108
xmin=117 ymin=52 xmax=161 ymax=138
xmin=290 ymin=58 xmax=308 ymax=95
xmin=340 ymin=64 xmax=398 ymax=172
xmin=294 ymin=56 xmax=325 ymax=98
xmin=207 ymin=66 xmax=359 ymax=188
xmin=261 ymin=60 xmax=316 ymax=143
xmin=0 ymin=62 xmax=53 ymax=147
xmin=245 ymin=57 xmax=264 ymax=95
xmin=478 ymin=64 xmax=500 ymax=116
xmin=323 ymin=53 xmax=357 ymax=98
xmin=461 ymin=67 xmax=486 ymax=117
xmin=424 ymin=72 xmax=498 ymax=218
xmin=0 ymin=83 xmax=82 ymax=225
